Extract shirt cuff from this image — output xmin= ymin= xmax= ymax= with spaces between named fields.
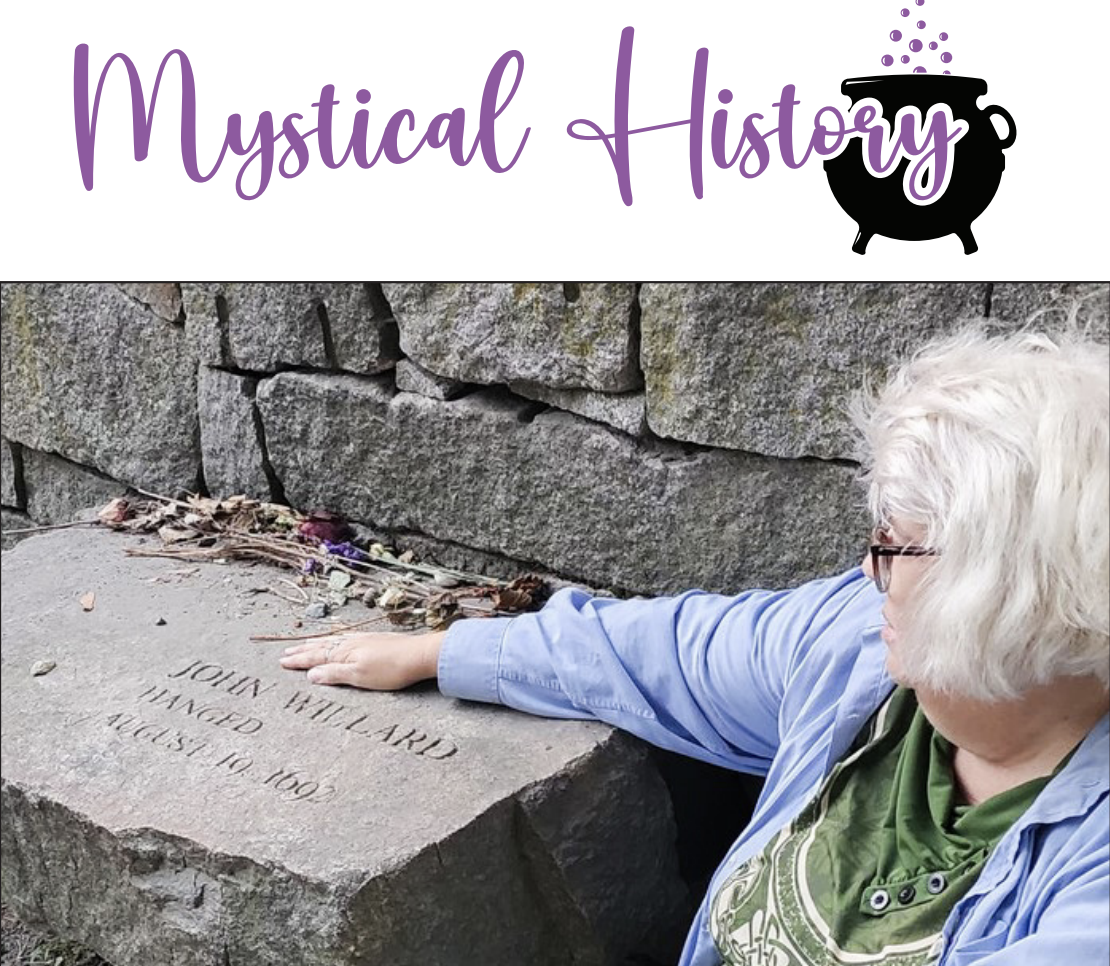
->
xmin=437 ymin=615 xmax=515 ymax=704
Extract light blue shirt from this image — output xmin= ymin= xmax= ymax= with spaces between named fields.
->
xmin=438 ymin=567 xmax=1109 ymax=966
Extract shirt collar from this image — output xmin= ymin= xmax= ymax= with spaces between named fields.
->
xmin=824 ymin=622 xmax=897 ymax=769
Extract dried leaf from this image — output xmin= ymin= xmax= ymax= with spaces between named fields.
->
xmin=376 ymin=585 xmax=408 ymax=609
xmin=327 ymin=570 xmax=353 ymax=591
xmin=158 ymin=525 xmax=196 ymax=544
xmin=188 ymin=496 xmax=222 ymax=516
xmin=97 ymin=498 xmax=131 ymax=526
xmin=492 ymin=587 xmax=532 ymax=611
xmin=128 ymin=504 xmax=181 ymax=533
xmin=369 ymin=542 xmax=396 ymax=561
xmin=424 ymin=591 xmax=459 ymax=629
xmin=433 ymin=570 xmax=460 ymax=588
xmin=79 ymin=592 xmax=96 ymax=611
xmin=510 ymin=574 xmax=543 ymax=594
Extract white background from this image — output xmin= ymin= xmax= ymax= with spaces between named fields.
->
xmin=2 ymin=0 xmax=1107 ymax=280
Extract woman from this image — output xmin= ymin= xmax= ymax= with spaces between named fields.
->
xmin=279 ymin=326 xmax=1109 ymax=965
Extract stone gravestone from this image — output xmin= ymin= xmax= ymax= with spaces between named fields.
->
xmin=1 ymin=528 xmax=691 ymax=966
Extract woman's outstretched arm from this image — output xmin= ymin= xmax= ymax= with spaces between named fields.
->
xmin=279 ymin=567 xmax=883 ymax=773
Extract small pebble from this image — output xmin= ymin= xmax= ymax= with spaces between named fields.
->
xmin=155 ymin=617 xmax=167 ymax=626
xmin=31 ymin=660 xmax=56 ymax=677
xmin=304 ymin=602 xmax=329 ymax=619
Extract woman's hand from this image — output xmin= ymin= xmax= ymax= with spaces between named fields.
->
xmin=278 ymin=629 xmax=447 ymax=690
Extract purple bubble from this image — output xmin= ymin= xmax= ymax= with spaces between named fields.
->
xmin=889 ymin=29 xmax=902 ymax=41
xmin=929 ymin=41 xmax=938 ymax=49
xmin=943 ymin=70 xmax=951 ymax=74
xmin=940 ymin=51 xmax=952 ymax=63
xmin=909 ymin=39 xmax=923 ymax=51
xmin=900 ymin=7 xmax=910 ymax=15
xmin=901 ymin=54 xmax=911 ymax=63
xmin=915 ymin=0 xmax=925 ymax=5
xmin=939 ymin=31 xmax=948 ymax=40
xmin=917 ymin=20 xmax=926 ymax=28
xmin=881 ymin=54 xmax=895 ymax=66
xmin=913 ymin=66 xmax=927 ymax=73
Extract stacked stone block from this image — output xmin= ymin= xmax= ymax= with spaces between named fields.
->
xmin=2 ymin=281 xmax=1107 ymax=594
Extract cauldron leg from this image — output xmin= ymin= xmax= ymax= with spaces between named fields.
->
xmin=852 ymin=227 xmax=873 ymax=254
xmin=956 ymin=226 xmax=979 ymax=255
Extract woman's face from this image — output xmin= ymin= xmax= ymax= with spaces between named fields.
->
xmin=861 ymin=520 xmax=932 ymax=684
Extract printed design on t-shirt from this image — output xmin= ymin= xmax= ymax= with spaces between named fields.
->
xmin=709 ymin=823 xmax=941 ymax=965
xmin=709 ymin=695 xmax=942 ymax=965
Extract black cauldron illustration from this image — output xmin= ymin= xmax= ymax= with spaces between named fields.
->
xmin=824 ymin=75 xmax=1016 ymax=254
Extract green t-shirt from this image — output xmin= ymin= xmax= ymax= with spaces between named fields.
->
xmin=710 ymin=688 xmax=1055 ymax=965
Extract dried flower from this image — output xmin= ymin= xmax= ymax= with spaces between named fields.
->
xmin=322 ymin=540 xmax=368 ymax=563
xmin=298 ymin=510 xmax=354 ymax=545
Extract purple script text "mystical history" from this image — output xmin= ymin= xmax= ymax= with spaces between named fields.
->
xmin=74 ymin=30 xmax=965 ymax=206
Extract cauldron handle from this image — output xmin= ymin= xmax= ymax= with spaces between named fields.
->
xmin=985 ymin=105 xmax=1017 ymax=150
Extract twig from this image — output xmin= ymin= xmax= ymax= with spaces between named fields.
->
xmin=277 ymin=577 xmax=310 ymax=602
xmin=132 ymin=486 xmax=196 ymax=510
xmin=264 ymin=586 xmax=309 ymax=605
xmin=125 ymin=547 xmax=222 ymax=561
xmin=1 ymin=520 xmax=99 ymax=536
xmin=249 ymin=615 xmax=394 ymax=642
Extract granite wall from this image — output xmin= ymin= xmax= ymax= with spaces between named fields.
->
xmin=2 ymin=282 xmax=1107 ymax=595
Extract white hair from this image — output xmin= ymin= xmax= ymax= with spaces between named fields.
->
xmin=850 ymin=318 xmax=1110 ymax=701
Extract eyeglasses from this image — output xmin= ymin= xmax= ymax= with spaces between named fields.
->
xmin=868 ymin=528 xmax=939 ymax=593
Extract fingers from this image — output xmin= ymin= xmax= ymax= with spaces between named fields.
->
xmin=306 ymin=662 xmax=357 ymax=686
xmin=278 ymin=641 xmax=356 ymax=686
xmin=282 ymin=635 xmax=341 ymax=657
xmin=280 ymin=638 xmax=346 ymax=670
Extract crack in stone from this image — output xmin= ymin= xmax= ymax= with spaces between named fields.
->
xmin=317 ymin=302 xmax=339 ymax=370
xmin=192 ymin=387 xmax=208 ymax=497
xmin=364 ymin=283 xmax=394 ymax=322
xmin=629 ymin=282 xmax=645 ymax=391
xmin=250 ymin=398 xmax=289 ymax=506
xmin=9 ymin=439 xmax=28 ymax=510
xmin=214 ymin=294 xmax=233 ymax=366
xmin=515 ymin=399 xmax=550 ymax=424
